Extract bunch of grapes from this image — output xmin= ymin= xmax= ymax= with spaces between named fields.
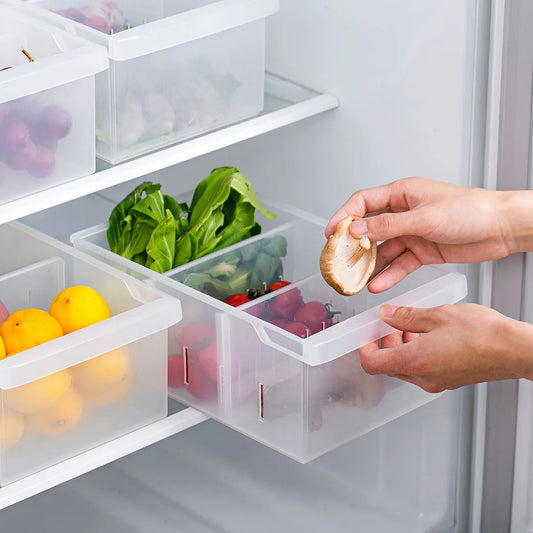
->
xmin=0 ymin=99 xmax=72 ymax=180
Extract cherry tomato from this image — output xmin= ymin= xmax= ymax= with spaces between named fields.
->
xmin=168 ymin=353 xmax=185 ymax=388
xmin=266 ymin=280 xmax=291 ymax=292
xmin=225 ymin=293 xmax=251 ymax=307
xmin=294 ymin=301 xmax=329 ymax=335
xmin=284 ymin=321 xmax=310 ymax=338
xmin=267 ymin=288 xmax=303 ymax=320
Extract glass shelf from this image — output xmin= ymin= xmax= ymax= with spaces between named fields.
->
xmin=0 ymin=74 xmax=338 ymax=226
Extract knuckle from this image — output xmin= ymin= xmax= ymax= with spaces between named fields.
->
xmin=359 ymin=352 xmax=378 ymax=375
xmin=421 ymin=382 xmax=445 ymax=394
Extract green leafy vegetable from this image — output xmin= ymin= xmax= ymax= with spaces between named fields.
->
xmin=106 ymin=167 xmax=275 ymax=274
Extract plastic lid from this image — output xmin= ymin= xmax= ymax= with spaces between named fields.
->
xmin=26 ymin=0 xmax=279 ymax=61
xmin=0 ymin=7 xmax=108 ymax=104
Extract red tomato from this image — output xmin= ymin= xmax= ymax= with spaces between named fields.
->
xmin=267 ymin=288 xmax=303 ymax=320
xmin=294 ymin=301 xmax=330 ymax=334
xmin=168 ymin=353 xmax=185 ymax=388
xmin=284 ymin=321 xmax=310 ymax=338
xmin=225 ymin=293 xmax=251 ymax=307
xmin=266 ymin=280 xmax=291 ymax=292
xmin=198 ymin=341 xmax=218 ymax=383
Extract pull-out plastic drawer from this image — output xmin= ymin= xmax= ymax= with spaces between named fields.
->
xmin=0 ymin=222 xmax=181 ymax=485
xmin=71 ymin=203 xmax=467 ymax=462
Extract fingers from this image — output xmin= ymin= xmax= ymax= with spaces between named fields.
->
xmin=349 ymin=208 xmax=436 ymax=243
xmin=368 ymin=249 xmax=423 ymax=293
xmin=379 ymin=305 xmax=440 ymax=333
xmin=324 ymin=183 xmax=397 ymax=237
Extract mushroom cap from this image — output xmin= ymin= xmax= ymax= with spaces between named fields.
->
xmin=320 ymin=216 xmax=377 ymax=296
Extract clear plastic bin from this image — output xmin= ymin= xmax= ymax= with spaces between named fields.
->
xmin=21 ymin=0 xmax=280 ymax=163
xmin=0 ymin=6 xmax=108 ymax=206
xmin=0 ymin=222 xmax=181 ymax=486
xmin=71 ymin=203 xmax=467 ymax=462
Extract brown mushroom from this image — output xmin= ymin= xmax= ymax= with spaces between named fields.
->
xmin=320 ymin=216 xmax=377 ymax=296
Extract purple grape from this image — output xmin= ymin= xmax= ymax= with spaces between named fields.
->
xmin=3 ymin=141 xmax=37 ymax=171
xmin=31 ymin=124 xmax=59 ymax=152
xmin=10 ymin=99 xmax=41 ymax=129
xmin=38 ymin=105 xmax=72 ymax=140
xmin=0 ymin=118 xmax=30 ymax=152
xmin=27 ymin=146 xmax=55 ymax=178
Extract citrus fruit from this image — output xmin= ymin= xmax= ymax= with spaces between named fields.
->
xmin=70 ymin=347 xmax=129 ymax=392
xmin=4 ymin=369 xmax=71 ymax=415
xmin=81 ymin=368 xmax=134 ymax=407
xmin=49 ymin=285 xmax=111 ymax=334
xmin=0 ymin=308 xmax=63 ymax=355
xmin=0 ymin=408 xmax=24 ymax=449
xmin=0 ymin=337 xmax=5 ymax=360
xmin=27 ymin=387 xmax=83 ymax=437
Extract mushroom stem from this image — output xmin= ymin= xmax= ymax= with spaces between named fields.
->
xmin=347 ymin=236 xmax=371 ymax=268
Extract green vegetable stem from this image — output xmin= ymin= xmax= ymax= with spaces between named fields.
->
xmin=107 ymin=167 xmax=276 ymax=274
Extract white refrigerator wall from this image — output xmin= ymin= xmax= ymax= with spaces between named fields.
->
xmin=12 ymin=1 xmax=494 ymax=532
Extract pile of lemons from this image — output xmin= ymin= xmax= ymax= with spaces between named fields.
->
xmin=0 ymin=286 xmax=132 ymax=449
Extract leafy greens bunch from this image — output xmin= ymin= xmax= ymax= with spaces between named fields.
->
xmin=179 ymin=234 xmax=288 ymax=301
xmin=107 ymin=167 xmax=276 ymax=273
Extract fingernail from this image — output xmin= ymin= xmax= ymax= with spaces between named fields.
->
xmin=350 ymin=220 xmax=368 ymax=237
xmin=379 ymin=304 xmax=398 ymax=319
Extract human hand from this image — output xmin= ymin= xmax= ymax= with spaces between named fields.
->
xmin=358 ymin=303 xmax=533 ymax=392
xmin=325 ymin=177 xmax=533 ymax=292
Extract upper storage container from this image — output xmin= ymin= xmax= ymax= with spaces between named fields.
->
xmin=0 ymin=6 xmax=107 ymax=207
xmin=22 ymin=0 xmax=280 ymax=163
xmin=0 ymin=222 xmax=181 ymax=486
xmin=71 ymin=194 xmax=468 ymax=463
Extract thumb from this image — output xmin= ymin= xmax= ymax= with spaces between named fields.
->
xmin=349 ymin=211 xmax=421 ymax=242
xmin=379 ymin=305 xmax=438 ymax=333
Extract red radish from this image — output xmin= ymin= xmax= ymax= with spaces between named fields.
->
xmin=294 ymin=301 xmax=329 ymax=334
xmin=198 ymin=341 xmax=218 ymax=383
xmin=284 ymin=322 xmax=310 ymax=338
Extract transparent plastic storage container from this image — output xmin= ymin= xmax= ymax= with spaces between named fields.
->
xmin=71 ymin=202 xmax=467 ymax=462
xmin=21 ymin=0 xmax=280 ymax=164
xmin=0 ymin=6 xmax=108 ymax=207
xmin=0 ymin=222 xmax=181 ymax=486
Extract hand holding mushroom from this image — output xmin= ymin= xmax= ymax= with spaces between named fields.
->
xmin=324 ymin=177 xmax=533 ymax=390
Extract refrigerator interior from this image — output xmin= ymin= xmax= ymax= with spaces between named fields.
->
xmin=0 ymin=0 xmax=494 ymax=531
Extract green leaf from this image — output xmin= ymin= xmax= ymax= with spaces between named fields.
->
xmin=131 ymin=190 xmax=166 ymax=224
xmin=146 ymin=210 xmax=176 ymax=273
xmin=107 ymin=181 xmax=161 ymax=253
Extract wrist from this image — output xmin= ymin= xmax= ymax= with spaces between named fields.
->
xmin=498 ymin=190 xmax=533 ymax=253
xmin=498 ymin=316 xmax=533 ymax=380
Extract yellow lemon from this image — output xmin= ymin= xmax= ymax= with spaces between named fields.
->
xmin=0 ymin=309 xmax=63 ymax=355
xmin=81 ymin=368 xmax=134 ymax=408
xmin=49 ymin=286 xmax=111 ymax=334
xmin=0 ymin=408 xmax=24 ymax=449
xmin=70 ymin=347 xmax=129 ymax=392
xmin=27 ymin=387 xmax=83 ymax=437
xmin=0 ymin=337 xmax=5 ymax=360
xmin=4 ymin=370 xmax=71 ymax=415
